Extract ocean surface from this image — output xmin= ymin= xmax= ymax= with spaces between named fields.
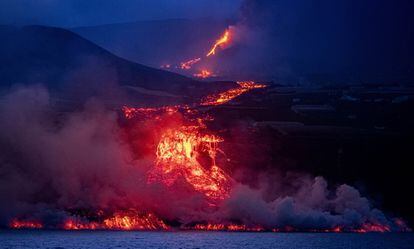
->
xmin=0 ymin=231 xmax=413 ymax=249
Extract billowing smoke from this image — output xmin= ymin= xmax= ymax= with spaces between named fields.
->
xmin=218 ymin=0 xmax=414 ymax=84
xmin=0 ymin=86 xmax=409 ymax=231
xmin=0 ymin=86 xmax=212 ymax=225
xmin=218 ymin=177 xmax=391 ymax=230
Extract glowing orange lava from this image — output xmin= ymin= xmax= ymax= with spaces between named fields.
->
xmin=10 ymin=219 xmax=43 ymax=229
xmin=122 ymin=105 xmax=180 ymax=120
xmin=63 ymin=212 xmax=169 ymax=230
xmin=181 ymin=58 xmax=201 ymax=70
xmin=191 ymin=223 xmax=264 ymax=232
xmin=201 ymin=81 xmax=266 ymax=106
xmin=103 ymin=212 xmax=169 ymax=230
xmin=122 ymin=82 xmax=266 ymax=201
xmin=193 ymin=70 xmax=213 ymax=79
xmin=149 ymin=125 xmax=230 ymax=200
xmin=207 ymin=29 xmax=231 ymax=57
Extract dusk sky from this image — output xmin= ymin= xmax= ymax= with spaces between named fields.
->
xmin=0 ymin=0 xmax=242 ymax=27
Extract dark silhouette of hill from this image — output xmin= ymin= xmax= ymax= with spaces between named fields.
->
xmin=0 ymin=25 xmax=236 ymax=106
xmin=72 ymin=18 xmax=230 ymax=67
xmin=72 ymin=10 xmax=414 ymax=85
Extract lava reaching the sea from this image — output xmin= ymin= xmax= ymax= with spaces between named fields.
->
xmin=63 ymin=211 xmax=169 ymax=231
xmin=4 ymin=81 xmax=410 ymax=232
xmin=0 ymin=21 xmax=410 ymax=233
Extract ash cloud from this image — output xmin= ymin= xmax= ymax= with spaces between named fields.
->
xmin=0 ymin=86 xmax=408 ymax=231
xmin=222 ymin=0 xmax=414 ymax=84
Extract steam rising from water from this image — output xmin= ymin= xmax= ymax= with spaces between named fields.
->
xmin=0 ymin=86 xmax=409 ymax=231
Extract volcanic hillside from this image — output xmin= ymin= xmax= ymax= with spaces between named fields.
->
xmin=72 ymin=18 xmax=230 ymax=67
xmin=0 ymin=25 xmax=236 ymax=106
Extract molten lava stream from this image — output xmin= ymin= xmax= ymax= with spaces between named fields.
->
xmin=103 ymin=212 xmax=169 ymax=230
xmin=201 ymin=81 xmax=267 ymax=106
xmin=63 ymin=212 xmax=169 ymax=231
xmin=122 ymin=103 xmax=232 ymax=202
xmin=207 ymin=29 xmax=231 ymax=57
xmin=150 ymin=125 xmax=231 ymax=201
xmin=181 ymin=58 xmax=201 ymax=70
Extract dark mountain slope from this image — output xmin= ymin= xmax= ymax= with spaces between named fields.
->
xmin=72 ymin=18 xmax=229 ymax=67
xmin=0 ymin=25 xmax=236 ymax=105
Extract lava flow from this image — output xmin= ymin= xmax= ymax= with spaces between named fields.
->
xmin=123 ymin=81 xmax=267 ymax=201
xmin=123 ymin=104 xmax=232 ymax=201
xmin=150 ymin=125 xmax=230 ymax=200
xmin=6 ymin=80 xmax=410 ymax=233
xmin=201 ymin=81 xmax=267 ymax=106
xmin=163 ymin=27 xmax=234 ymax=78
xmin=181 ymin=58 xmax=201 ymax=70
xmin=207 ymin=29 xmax=232 ymax=57
xmin=193 ymin=69 xmax=214 ymax=79
xmin=63 ymin=212 xmax=169 ymax=230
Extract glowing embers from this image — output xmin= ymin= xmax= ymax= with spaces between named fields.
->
xmin=63 ymin=212 xmax=169 ymax=230
xmin=10 ymin=219 xmax=43 ymax=229
xmin=150 ymin=125 xmax=230 ymax=200
xmin=207 ymin=29 xmax=232 ymax=57
xmin=201 ymin=81 xmax=267 ymax=106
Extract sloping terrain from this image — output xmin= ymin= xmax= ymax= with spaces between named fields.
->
xmin=0 ymin=25 xmax=236 ymax=106
xmin=72 ymin=18 xmax=229 ymax=67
